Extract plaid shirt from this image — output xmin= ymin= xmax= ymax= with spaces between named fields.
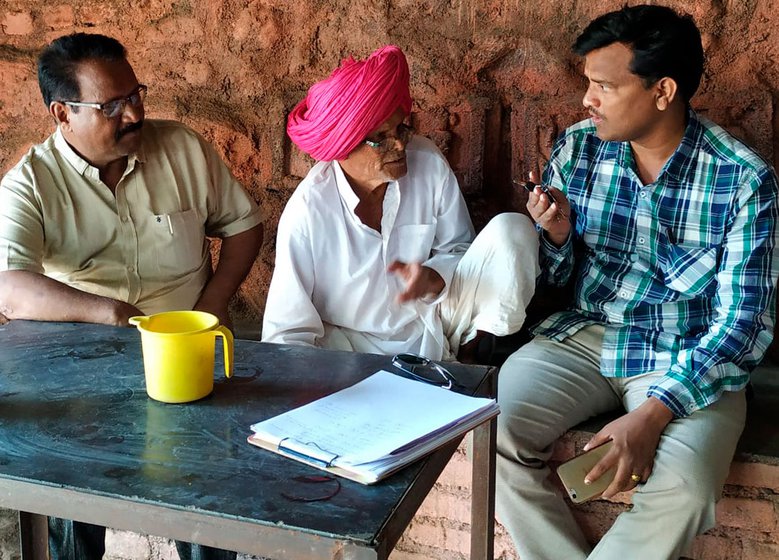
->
xmin=534 ymin=110 xmax=779 ymax=418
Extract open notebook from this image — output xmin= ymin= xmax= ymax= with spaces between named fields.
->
xmin=248 ymin=369 xmax=499 ymax=484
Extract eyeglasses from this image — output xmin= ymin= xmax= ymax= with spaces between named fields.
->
xmin=363 ymin=122 xmax=414 ymax=153
xmin=63 ymin=84 xmax=148 ymax=119
xmin=391 ymin=353 xmax=460 ymax=390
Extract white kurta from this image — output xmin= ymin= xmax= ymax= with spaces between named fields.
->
xmin=262 ymin=135 xmax=538 ymax=359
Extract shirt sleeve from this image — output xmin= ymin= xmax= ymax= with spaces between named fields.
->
xmin=0 ymin=164 xmax=46 ymax=274
xmin=647 ymin=166 xmax=779 ymax=417
xmin=421 ymin=157 xmax=474 ymax=296
xmin=539 ymin=134 xmax=576 ymax=287
xmin=261 ymin=195 xmax=324 ymax=346
xmin=196 ymin=133 xmax=264 ymax=239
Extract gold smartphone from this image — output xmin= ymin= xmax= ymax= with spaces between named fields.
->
xmin=556 ymin=440 xmax=616 ymax=503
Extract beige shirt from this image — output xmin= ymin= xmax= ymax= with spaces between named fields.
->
xmin=0 ymin=120 xmax=263 ymax=314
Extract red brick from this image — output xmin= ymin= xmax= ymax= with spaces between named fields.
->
xmin=401 ymin=519 xmax=470 ymax=554
xmin=726 ymin=461 xmax=779 ymax=492
xmin=184 ymin=61 xmax=211 ymax=86
xmin=390 ymin=550 xmax=445 ymax=560
xmin=716 ymin=497 xmax=777 ymax=532
xmin=550 ymin=437 xmax=576 ymax=462
xmin=447 ymin=98 xmax=489 ymax=195
xmin=76 ymin=4 xmax=116 ymax=26
xmin=43 ymin=5 xmax=74 ymax=30
xmin=435 ymin=442 xmax=472 ymax=490
xmin=417 ymin=487 xmax=471 ymax=525
xmin=0 ymin=61 xmax=39 ymax=119
xmin=741 ymin=539 xmax=779 ymax=560
xmin=287 ymin=142 xmax=314 ymax=180
xmin=688 ymin=533 xmax=744 ymax=560
xmin=2 ymin=11 xmax=33 ymax=35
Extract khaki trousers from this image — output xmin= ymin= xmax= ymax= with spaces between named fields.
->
xmin=495 ymin=324 xmax=746 ymax=560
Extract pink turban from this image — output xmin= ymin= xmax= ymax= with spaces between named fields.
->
xmin=287 ymin=45 xmax=413 ymax=162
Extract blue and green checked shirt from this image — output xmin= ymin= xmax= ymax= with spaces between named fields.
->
xmin=534 ymin=110 xmax=779 ymax=418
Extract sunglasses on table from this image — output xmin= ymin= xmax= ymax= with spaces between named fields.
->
xmin=391 ymin=353 xmax=462 ymax=390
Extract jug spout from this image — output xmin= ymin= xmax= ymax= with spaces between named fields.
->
xmin=129 ymin=315 xmax=149 ymax=328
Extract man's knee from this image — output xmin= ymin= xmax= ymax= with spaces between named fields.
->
xmin=481 ymin=212 xmax=538 ymax=247
xmin=496 ymin=348 xmax=562 ymax=456
xmin=638 ymin=471 xmax=719 ymax=534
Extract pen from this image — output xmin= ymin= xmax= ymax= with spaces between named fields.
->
xmin=513 ymin=178 xmax=568 ymax=220
xmin=166 ymin=214 xmax=173 ymax=235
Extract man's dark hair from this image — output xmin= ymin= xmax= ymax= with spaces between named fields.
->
xmin=573 ymin=4 xmax=704 ymax=104
xmin=37 ymin=33 xmax=127 ymax=107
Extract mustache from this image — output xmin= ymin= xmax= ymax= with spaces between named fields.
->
xmin=587 ymin=107 xmax=603 ymax=119
xmin=383 ymin=150 xmax=406 ymax=162
xmin=116 ymin=120 xmax=144 ymax=140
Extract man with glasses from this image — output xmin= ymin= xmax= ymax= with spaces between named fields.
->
xmin=0 ymin=33 xmax=263 ymax=560
xmin=262 ymin=45 xmax=539 ymax=362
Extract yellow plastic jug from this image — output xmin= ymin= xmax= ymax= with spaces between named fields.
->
xmin=129 ymin=310 xmax=233 ymax=403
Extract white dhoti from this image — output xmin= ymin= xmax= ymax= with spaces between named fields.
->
xmin=438 ymin=212 xmax=540 ymax=359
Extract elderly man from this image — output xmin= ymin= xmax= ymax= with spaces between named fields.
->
xmin=0 ymin=33 xmax=263 ymax=560
xmin=262 ymin=45 xmax=538 ymax=362
xmin=496 ymin=6 xmax=779 ymax=560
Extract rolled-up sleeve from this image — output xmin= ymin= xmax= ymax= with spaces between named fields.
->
xmin=0 ymin=165 xmax=45 ymax=274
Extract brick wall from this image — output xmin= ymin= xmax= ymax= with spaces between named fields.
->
xmin=1 ymin=0 xmax=778 ymax=325
xmin=2 ymin=1 xmax=779 ymax=559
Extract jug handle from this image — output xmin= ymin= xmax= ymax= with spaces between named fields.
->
xmin=215 ymin=326 xmax=234 ymax=379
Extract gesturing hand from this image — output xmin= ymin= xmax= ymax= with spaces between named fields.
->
xmin=388 ymin=261 xmax=445 ymax=303
xmin=582 ymin=397 xmax=674 ymax=498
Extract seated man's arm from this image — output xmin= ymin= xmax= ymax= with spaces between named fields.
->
xmin=0 ymin=171 xmax=141 ymax=326
xmin=194 ymin=223 xmax=263 ymax=327
xmin=537 ymin=136 xmax=577 ymax=287
xmin=262 ymin=201 xmax=324 ymax=346
xmin=646 ymin=165 xmax=779 ymax=418
xmin=0 ymin=270 xmax=141 ymax=326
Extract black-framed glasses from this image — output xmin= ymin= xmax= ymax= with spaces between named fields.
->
xmin=363 ymin=122 xmax=414 ymax=153
xmin=63 ymin=84 xmax=148 ymax=119
xmin=391 ymin=353 xmax=460 ymax=390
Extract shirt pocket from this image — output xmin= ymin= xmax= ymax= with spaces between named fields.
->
xmin=146 ymin=209 xmax=206 ymax=277
xmin=658 ymin=241 xmax=719 ymax=297
xmin=394 ymin=224 xmax=436 ymax=263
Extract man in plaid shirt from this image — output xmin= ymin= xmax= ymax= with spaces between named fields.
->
xmin=496 ymin=5 xmax=779 ymax=559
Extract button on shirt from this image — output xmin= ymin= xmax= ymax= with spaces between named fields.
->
xmin=262 ymin=135 xmax=474 ymax=358
xmin=0 ymin=120 xmax=263 ymax=314
xmin=535 ymin=110 xmax=779 ymax=417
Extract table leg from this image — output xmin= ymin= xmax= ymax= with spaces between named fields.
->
xmin=19 ymin=511 xmax=48 ymax=560
xmin=470 ymin=413 xmax=497 ymax=560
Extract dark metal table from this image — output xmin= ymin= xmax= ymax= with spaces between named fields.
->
xmin=0 ymin=320 xmax=497 ymax=560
